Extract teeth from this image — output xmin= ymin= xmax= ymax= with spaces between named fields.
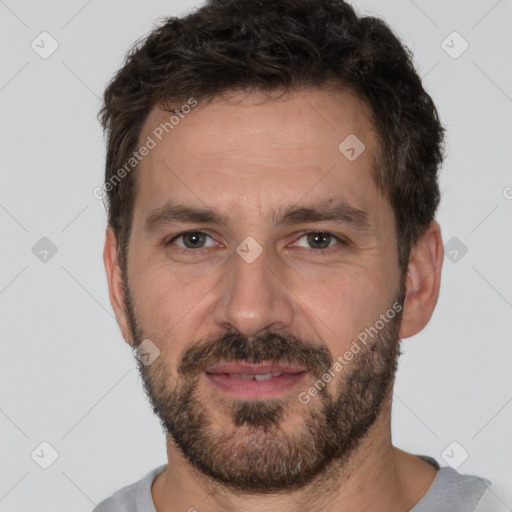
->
xmin=254 ymin=373 xmax=274 ymax=381
xmin=229 ymin=373 xmax=254 ymax=380
xmin=227 ymin=372 xmax=284 ymax=380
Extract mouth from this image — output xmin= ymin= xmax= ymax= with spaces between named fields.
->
xmin=205 ymin=362 xmax=308 ymax=399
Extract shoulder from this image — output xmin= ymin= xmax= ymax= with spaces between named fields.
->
xmin=92 ymin=464 xmax=167 ymax=512
xmin=473 ymin=483 xmax=512 ymax=512
xmin=412 ymin=466 xmax=491 ymax=511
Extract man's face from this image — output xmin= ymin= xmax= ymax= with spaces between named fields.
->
xmin=120 ymin=88 xmax=405 ymax=491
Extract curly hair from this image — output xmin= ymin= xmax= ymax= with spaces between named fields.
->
xmin=99 ymin=0 xmax=445 ymax=274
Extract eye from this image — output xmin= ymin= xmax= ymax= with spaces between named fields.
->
xmin=166 ymin=231 xmax=217 ymax=249
xmin=293 ymin=231 xmax=346 ymax=250
xmin=165 ymin=230 xmax=347 ymax=253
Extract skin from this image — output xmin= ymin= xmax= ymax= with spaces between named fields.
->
xmin=104 ymin=87 xmax=444 ymax=511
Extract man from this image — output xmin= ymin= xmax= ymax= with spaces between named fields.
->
xmin=94 ymin=0 xmax=494 ymax=510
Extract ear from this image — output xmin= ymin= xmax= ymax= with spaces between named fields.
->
xmin=399 ymin=220 xmax=444 ymax=339
xmin=103 ymin=226 xmax=132 ymax=345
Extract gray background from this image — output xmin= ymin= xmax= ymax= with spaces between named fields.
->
xmin=1 ymin=0 xmax=511 ymax=510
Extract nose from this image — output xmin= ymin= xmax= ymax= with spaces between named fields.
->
xmin=212 ymin=246 xmax=295 ymax=337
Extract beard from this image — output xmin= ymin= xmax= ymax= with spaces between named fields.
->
xmin=122 ymin=273 xmax=405 ymax=493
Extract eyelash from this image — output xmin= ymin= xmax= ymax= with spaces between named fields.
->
xmin=165 ymin=230 xmax=349 ymax=254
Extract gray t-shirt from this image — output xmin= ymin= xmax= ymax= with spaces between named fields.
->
xmin=92 ymin=458 xmax=497 ymax=512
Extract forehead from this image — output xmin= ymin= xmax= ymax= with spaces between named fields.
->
xmin=134 ymin=88 xmax=383 ymax=220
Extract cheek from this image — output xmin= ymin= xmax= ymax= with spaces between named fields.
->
xmin=130 ymin=273 xmax=194 ymax=371
xmin=292 ymin=265 xmax=391 ymax=348
xmin=132 ymin=264 xmax=217 ymax=338
xmin=130 ymin=269 xmax=183 ymax=335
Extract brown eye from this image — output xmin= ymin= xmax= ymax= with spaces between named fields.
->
xmin=306 ymin=232 xmax=332 ymax=249
xmin=294 ymin=232 xmax=343 ymax=250
xmin=167 ymin=231 xmax=214 ymax=249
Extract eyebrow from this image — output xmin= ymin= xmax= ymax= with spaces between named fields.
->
xmin=143 ymin=198 xmax=370 ymax=233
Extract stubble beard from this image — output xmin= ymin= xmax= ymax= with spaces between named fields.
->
xmin=122 ymin=273 xmax=405 ymax=493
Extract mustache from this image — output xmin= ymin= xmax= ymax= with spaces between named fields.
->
xmin=178 ymin=330 xmax=334 ymax=380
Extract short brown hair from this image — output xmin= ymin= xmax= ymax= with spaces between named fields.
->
xmin=99 ymin=0 xmax=445 ymax=274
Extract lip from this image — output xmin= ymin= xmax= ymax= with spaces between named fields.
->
xmin=206 ymin=363 xmax=306 ymax=375
xmin=205 ymin=362 xmax=308 ymax=399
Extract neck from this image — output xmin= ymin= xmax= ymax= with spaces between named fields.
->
xmin=151 ymin=397 xmax=438 ymax=512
